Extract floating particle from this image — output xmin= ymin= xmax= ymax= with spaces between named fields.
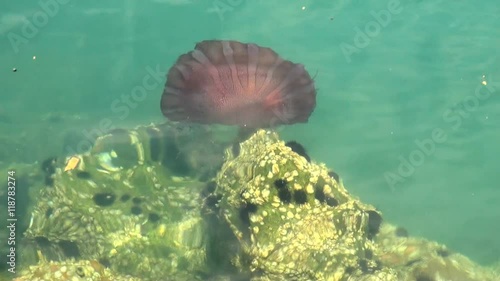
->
xmin=482 ymin=74 xmax=488 ymax=85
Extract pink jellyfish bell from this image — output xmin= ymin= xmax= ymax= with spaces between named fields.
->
xmin=161 ymin=40 xmax=316 ymax=128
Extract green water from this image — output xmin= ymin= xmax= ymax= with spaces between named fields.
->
xmin=1 ymin=0 xmax=499 ymax=277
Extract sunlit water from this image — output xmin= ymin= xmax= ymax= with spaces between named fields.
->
xmin=1 ymin=0 xmax=499 ymax=275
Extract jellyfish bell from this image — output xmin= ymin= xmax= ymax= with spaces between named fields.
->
xmin=160 ymin=40 xmax=317 ymax=129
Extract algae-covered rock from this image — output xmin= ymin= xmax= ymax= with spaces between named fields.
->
xmin=104 ymin=215 xmax=209 ymax=280
xmin=14 ymin=124 xmax=500 ymax=281
xmin=214 ymin=130 xmax=399 ymax=280
xmin=0 ymin=163 xmax=48 ymax=273
xmin=22 ymin=122 xmax=220 ymax=280
xmin=375 ymin=224 xmax=500 ymax=281
xmin=13 ymin=257 xmax=141 ymax=281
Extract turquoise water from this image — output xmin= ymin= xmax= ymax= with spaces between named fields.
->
xmin=1 ymin=0 xmax=499 ymax=278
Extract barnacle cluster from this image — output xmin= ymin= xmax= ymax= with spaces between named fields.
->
xmin=214 ymin=130 xmax=399 ymax=280
xmin=19 ymin=122 xmax=222 ymax=280
xmin=374 ymin=224 xmax=500 ymax=281
xmin=12 ymin=256 xmax=141 ymax=281
xmin=10 ymin=124 xmax=500 ymax=281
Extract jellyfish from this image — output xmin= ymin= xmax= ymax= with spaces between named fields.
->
xmin=160 ymin=40 xmax=317 ymax=129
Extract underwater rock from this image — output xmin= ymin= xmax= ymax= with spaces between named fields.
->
xmin=105 ymin=217 xmax=209 ymax=280
xmin=0 ymin=164 xmax=46 ymax=274
xmin=23 ymin=160 xmax=209 ymax=279
xmin=13 ymin=257 xmax=141 ymax=281
xmin=214 ymin=130 xmax=396 ymax=280
xmin=16 ymin=124 xmax=500 ymax=281
xmin=375 ymin=224 xmax=499 ymax=281
xmin=23 ymin=122 xmax=220 ymax=280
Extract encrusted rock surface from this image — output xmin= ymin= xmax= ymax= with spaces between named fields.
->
xmin=214 ymin=130 xmax=399 ymax=280
xmin=8 ymin=125 xmax=499 ymax=281
xmin=20 ymin=122 xmax=220 ymax=280
xmin=13 ymin=257 xmax=141 ymax=281
xmin=375 ymin=224 xmax=500 ymax=281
